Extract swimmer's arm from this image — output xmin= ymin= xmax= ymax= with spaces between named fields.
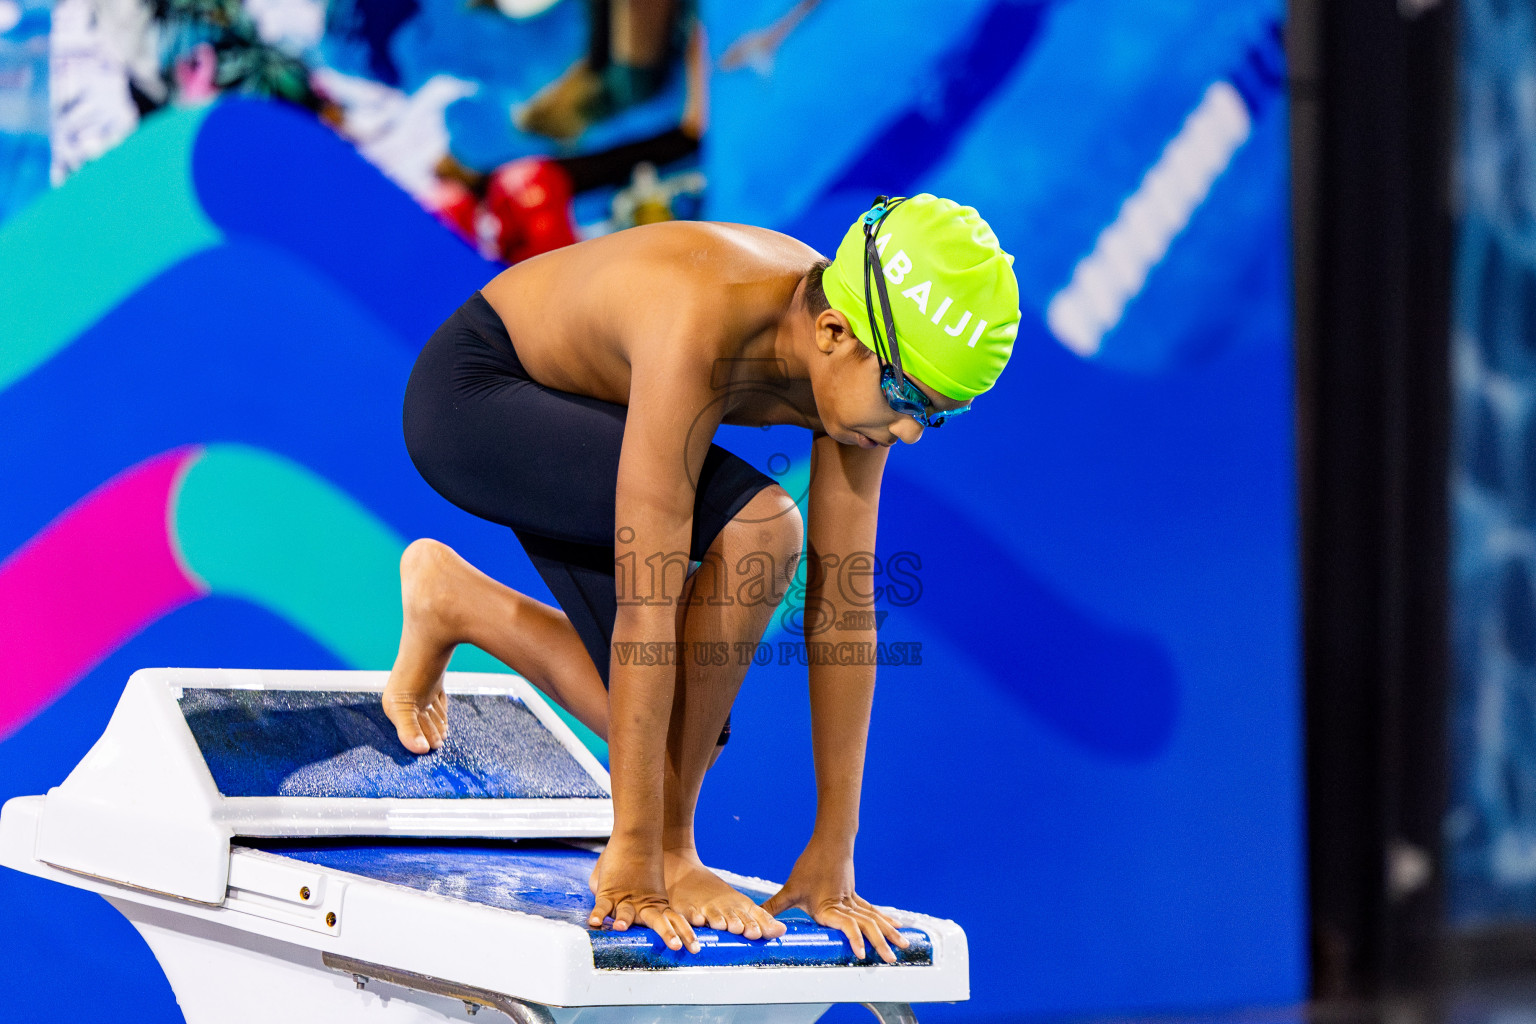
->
xmin=762 ymin=432 xmax=908 ymax=963
xmin=587 ymin=344 xmax=722 ymax=953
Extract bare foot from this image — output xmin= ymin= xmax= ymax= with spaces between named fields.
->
xmin=664 ymin=848 xmax=787 ymax=940
xmin=383 ymin=539 xmax=461 ymax=753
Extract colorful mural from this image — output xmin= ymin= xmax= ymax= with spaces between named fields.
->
xmin=11 ymin=0 xmax=706 ymax=252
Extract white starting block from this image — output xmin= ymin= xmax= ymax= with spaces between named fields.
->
xmin=0 ymin=669 xmax=967 ymax=1024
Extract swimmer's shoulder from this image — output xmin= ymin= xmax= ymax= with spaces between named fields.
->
xmin=480 ymin=221 xmax=821 ymax=365
xmin=640 ymin=221 xmax=824 ymax=313
xmin=640 ymin=222 xmax=822 ymax=352
xmin=640 ymin=219 xmax=823 ymax=272
xmin=485 ymin=221 xmax=819 ymax=294
xmin=563 ymin=220 xmax=821 ymax=329
xmin=545 ymin=220 xmax=819 ymax=276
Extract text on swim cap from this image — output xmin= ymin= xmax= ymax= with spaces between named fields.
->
xmin=876 ymin=233 xmax=989 ymax=349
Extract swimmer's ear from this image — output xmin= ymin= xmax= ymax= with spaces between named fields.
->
xmin=814 ymin=308 xmax=858 ymax=355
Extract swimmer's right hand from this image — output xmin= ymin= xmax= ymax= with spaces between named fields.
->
xmin=588 ymin=845 xmax=700 ymax=954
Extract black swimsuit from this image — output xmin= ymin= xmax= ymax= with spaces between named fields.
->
xmin=402 ymin=292 xmax=776 ymax=743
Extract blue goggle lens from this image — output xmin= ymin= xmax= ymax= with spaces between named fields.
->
xmin=879 ymin=366 xmax=969 ymax=428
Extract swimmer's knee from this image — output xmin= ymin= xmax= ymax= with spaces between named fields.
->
xmin=732 ymin=484 xmax=803 ymax=557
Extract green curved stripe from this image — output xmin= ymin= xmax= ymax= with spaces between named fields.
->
xmin=0 ymin=106 xmax=221 ymax=393
xmin=172 ymin=444 xmax=606 ymax=760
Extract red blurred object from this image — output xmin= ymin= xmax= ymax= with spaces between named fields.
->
xmin=427 ymin=179 xmax=479 ymax=246
xmin=485 ymin=157 xmax=578 ymax=264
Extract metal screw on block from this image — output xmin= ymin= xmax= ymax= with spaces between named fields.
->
xmin=299 ymin=887 xmax=311 ymax=901
xmin=327 ymin=912 xmax=338 ymax=927
xmin=353 ymin=975 xmax=368 ymax=990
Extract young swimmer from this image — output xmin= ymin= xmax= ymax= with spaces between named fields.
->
xmin=387 ymin=193 xmax=1020 ymax=961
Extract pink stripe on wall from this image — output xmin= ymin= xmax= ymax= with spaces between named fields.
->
xmin=0 ymin=448 xmax=208 ymax=739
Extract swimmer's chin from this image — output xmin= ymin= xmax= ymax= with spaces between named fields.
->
xmin=834 ymin=429 xmax=877 ymax=448
xmin=819 ymin=417 xmax=880 ymax=448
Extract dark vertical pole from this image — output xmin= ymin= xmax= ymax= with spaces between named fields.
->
xmin=1293 ymin=0 xmax=1455 ymax=1000
xmin=1390 ymin=1 xmax=1456 ymax=985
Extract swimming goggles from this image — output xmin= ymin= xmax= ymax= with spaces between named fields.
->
xmin=860 ymin=195 xmax=971 ymax=429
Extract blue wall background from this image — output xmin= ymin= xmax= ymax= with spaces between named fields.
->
xmin=701 ymin=1 xmax=1300 ymax=1018
xmin=0 ymin=0 xmax=1301 ymax=1020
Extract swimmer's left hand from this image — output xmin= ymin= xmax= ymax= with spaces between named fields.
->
xmin=760 ymin=839 xmax=910 ymax=964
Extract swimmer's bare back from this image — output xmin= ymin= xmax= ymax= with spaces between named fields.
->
xmin=479 ymin=220 xmax=823 ymax=430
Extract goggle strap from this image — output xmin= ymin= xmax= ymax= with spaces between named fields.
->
xmin=861 ymin=239 xmax=893 ymax=367
xmin=861 ymin=195 xmax=909 ymax=379
xmin=869 ymin=237 xmax=905 ymax=378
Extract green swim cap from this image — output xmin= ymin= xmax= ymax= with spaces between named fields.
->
xmin=820 ymin=194 xmax=1020 ymax=401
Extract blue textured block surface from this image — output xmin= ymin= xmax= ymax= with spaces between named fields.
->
xmin=180 ymin=689 xmax=606 ymax=799
xmin=244 ymin=839 xmax=932 ymax=969
xmin=590 ymin=924 xmax=933 ymax=971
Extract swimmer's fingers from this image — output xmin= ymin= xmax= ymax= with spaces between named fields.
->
xmin=841 ymin=908 xmax=897 ymax=964
xmin=817 ymin=906 xmax=869 ymax=962
xmin=856 ymin=908 xmax=899 ymax=964
xmin=852 ymin=894 xmax=910 ymax=949
xmin=657 ymin=902 xmax=709 ymax=951
xmin=765 ymin=881 xmax=863 ymax=956
xmin=852 ymin=906 xmax=899 ymax=964
xmin=588 ymin=895 xmax=614 ymax=929
xmin=669 ymin=907 xmax=701 ymax=953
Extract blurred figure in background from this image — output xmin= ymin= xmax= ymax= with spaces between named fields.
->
xmin=431 ymin=0 xmax=707 ymax=264
xmin=515 ymin=0 xmax=691 ymax=142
